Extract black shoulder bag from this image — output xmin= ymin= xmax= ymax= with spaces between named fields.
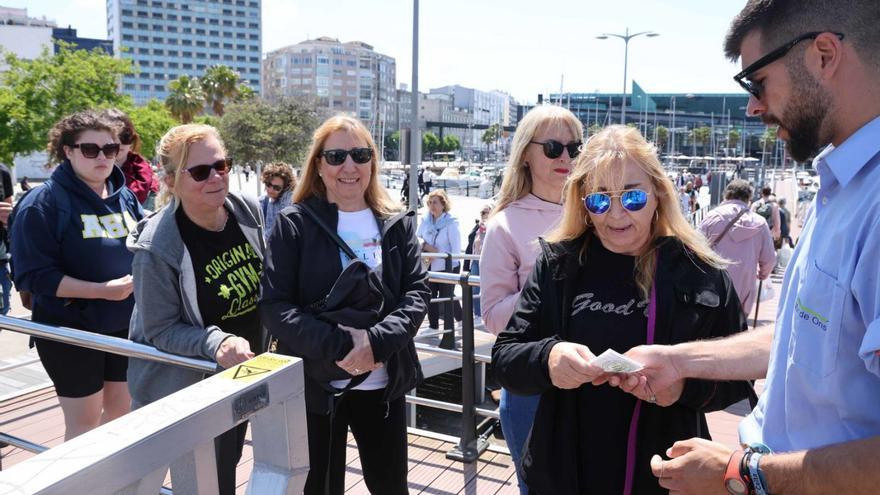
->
xmin=297 ymin=203 xmax=386 ymax=391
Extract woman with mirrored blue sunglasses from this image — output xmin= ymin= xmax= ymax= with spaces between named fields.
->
xmin=492 ymin=125 xmax=754 ymax=495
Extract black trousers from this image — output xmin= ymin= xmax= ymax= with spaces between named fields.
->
xmin=215 ymin=421 xmax=248 ymax=495
xmin=428 ymin=265 xmax=463 ymax=329
xmin=304 ymin=390 xmax=408 ymax=495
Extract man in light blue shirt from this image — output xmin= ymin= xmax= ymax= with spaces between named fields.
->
xmin=595 ymin=0 xmax=880 ymax=493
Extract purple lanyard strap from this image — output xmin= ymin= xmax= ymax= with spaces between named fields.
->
xmin=622 ymin=278 xmax=657 ymax=495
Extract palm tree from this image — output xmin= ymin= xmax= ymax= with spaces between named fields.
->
xmin=201 ymin=65 xmax=240 ymax=117
xmin=165 ymin=75 xmax=205 ymax=124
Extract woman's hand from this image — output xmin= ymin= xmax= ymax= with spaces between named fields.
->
xmin=336 ymin=326 xmax=382 ymax=376
xmin=547 ymin=342 xmax=603 ymax=389
xmin=421 ymin=241 xmax=438 ymax=253
xmin=215 ymin=336 xmax=255 ymax=369
xmin=101 ymin=275 xmax=134 ymax=301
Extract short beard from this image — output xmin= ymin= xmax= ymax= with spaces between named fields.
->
xmin=777 ymin=60 xmax=832 ymax=162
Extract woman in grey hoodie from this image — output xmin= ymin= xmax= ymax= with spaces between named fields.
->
xmin=127 ymin=124 xmax=265 ymax=495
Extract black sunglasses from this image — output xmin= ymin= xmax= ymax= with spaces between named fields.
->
xmin=529 ymin=140 xmax=582 ymax=159
xmin=184 ymin=158 xmax=231 ymax=182
xmin=733 ymin=31 xmax=845 ymax=99
xmin=119 ymin=129 xmax=135 ymax=145
xmin=264 ymin=182 xmax=284 ymax=192
xmin=321 ymin=147 xmax=373 ymax=166
xmin=72 ymin=142 xmax=121 ymax=159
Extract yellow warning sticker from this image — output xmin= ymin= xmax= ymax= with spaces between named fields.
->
xmin=219 ymin=353 xmax=294 ymax=383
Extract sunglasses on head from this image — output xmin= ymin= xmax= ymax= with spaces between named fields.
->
xmin=321 ymin=147 xmax=373 ymax=166
xmin=529 ymin=139 xmax=582 ymax=159
xmin=184 ymin=158 xmax=231 ymax=182
xmin=119 ymin=129 xmax=135 ymax=145
xmin=265 ymin=182 xmax=284 ymax=192
xmin=72 ymin=143 xmax=121 ymax=159
xmin=733 ymin=31 xmax=845 ymax=99
xmin=583 ymin=189 xmax=650 ymax=215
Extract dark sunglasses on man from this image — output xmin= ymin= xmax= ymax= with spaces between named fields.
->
xmin=321 ymin=147 xmax=373 ymax=166
xmin=529 ymin=139 xmax=583 ymax=159
xmin=71 ymin=142 xmax=121 ymax=160
xmin=184 ymin=158 xmax=231 ymax=182
xmin=733 ymin=31 xmax=845 ymax=99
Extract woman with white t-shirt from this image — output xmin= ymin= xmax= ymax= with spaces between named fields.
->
xmin=260 ymin=115 xmax=429 ymax=495
xmin=417 ymin=189 xmax=463 ymax=329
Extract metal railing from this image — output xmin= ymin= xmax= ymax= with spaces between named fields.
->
xmin=408 ymin=268 xmax=496 ymax=462
xmin=0 ymin=259 xmax=499 ymax=467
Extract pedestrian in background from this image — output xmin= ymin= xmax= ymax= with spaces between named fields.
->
xmin=259 ymin=161 xmax=296 ymax=241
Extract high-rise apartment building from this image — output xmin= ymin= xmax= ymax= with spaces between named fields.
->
xmin=106 ymin=0 xmax=262 ymax=105
xmin=262 ymin=37 xmax=396 ymax=141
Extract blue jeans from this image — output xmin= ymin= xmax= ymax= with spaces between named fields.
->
xmin=470 ymin=260 xmax=481 ymax=317
xmin=500 ymin=389 xmax=540 ymax=495
xmin=0 ymin=264 xmax=10 ymax=315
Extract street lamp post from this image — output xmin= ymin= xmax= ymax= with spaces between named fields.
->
xmin=596 ymin=27 xmax=659 ymax=125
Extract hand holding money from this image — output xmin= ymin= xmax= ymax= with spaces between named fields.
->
xmin=589 ymin=349 xmax=645 ymax=373
xmin=547 ymin=342 xmax=605 ymax=389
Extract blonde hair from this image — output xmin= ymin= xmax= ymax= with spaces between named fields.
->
xmin=154 ymin=124 xmax=226 ymax=209
xmin=425 ymin=189 xmax=451 ymax=213
xmin=293 ymin=115 xmax=399 ymax=217
xmin=492 ymin=105 xmax=584 ymax=216
xmin=546 ymin=125 xmax=727 ymax=299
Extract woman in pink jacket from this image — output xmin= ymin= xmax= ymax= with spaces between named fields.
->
xmin=479 ymin=105 xmax=583 ymax=494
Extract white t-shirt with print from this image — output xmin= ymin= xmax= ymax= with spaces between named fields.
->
xmin=331 ymin=208 xmax=388 ymax=391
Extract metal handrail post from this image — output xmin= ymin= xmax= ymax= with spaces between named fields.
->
xmin=446 ymin=270 xmax=488 ymax=463
xmin=439 ymin=253 xmax=456 ymax=349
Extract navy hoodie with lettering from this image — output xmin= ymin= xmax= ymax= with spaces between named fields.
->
xmin=12 ymin=160 xmax=143 ymax=333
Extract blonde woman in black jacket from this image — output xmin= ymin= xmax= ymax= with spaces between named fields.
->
xmin=492 ymin=126 xmax=752 ymax=495
xmin=260 ymin=116 xmax=429 ymax=495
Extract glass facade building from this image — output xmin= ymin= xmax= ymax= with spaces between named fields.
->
xmin=107 ymin=0 xmax=262 ymax=105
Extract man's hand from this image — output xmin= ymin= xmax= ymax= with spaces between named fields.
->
xmin=101 ymin=275 xmax=134 ymax=301
xmin=547 ymin=342 xmax=602 ymax=389
xmin=651 ymin=438 xmax=732 ymax=495
xmin=336 ymin=326 xmax=382 ymax=376
xmin=215 ymin=336 xmax=255 ymax=368
xmin=0 ymin=201 xmax=12 ymax=225
xmin=605 ymin=344 xmax=686 ymax=406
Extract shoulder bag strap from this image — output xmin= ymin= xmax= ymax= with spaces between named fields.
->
xmin=710 ymin=207 xmax=750 ymax=247
xmin=298 ymin=203 xmax=358 ymax=261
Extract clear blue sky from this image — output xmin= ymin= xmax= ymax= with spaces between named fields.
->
xmin=7 ymin=0 xmax=751 ymax=104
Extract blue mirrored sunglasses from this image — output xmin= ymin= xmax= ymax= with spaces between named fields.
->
xmin=583 ymin=189 xmax=650 ymax=214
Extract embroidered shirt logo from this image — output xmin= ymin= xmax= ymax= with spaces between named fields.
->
xmin=571 ymin=292 xmax=649 ymax=318
xmin=795 ymin=297 xmax=829 ymax=331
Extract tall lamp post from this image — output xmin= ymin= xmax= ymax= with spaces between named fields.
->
xmin=596 ymin=27 xmax=659 ymax=125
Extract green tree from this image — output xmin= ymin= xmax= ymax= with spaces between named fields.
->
xmin=0 ymin=42 xmax=133 ymax=164
xmin=422 ymin=132 xmax=441 ymax=157
xmin=235 ymin=83 xmax=256 ymax=103
xmin=587 ymin=124 xmax=603 ymax=137
xmin=727 ymin=129 xmax=741 ymax=150
xmin=165 ymin=75 xmax=205 ymax=124
xmin=481 ymin=123 xmax=501 ymax=158
xmin=441 ymin=135 xmax=461 ymax=153
xmin=218 ymin=96 xmax=322 ymax=166
xmin=127 ymin=99 xmax=177 ymax=160
xmin=201 ymin=65 xmax=240 ymax=117
xmin=690 ymin=126 xmax=712 ymax=153
xmin=655 ymin=125 xmax=669 ymax=151
xmin=760 ymin=126 xmax=777 ymax=149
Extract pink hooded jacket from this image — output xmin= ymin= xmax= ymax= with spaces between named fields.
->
xmin=699 ymin=200 xmax=777 ymax=316
xmin=479 ymin=194 xmax=563 ymax=335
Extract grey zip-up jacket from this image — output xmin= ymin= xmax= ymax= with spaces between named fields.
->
xmin=126 ymin=192 xmax=265 ymax=408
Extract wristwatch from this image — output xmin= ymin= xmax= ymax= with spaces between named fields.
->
xmin=724 ymin=450 xmax=750 ymax=495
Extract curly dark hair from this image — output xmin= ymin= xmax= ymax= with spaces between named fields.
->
xmin=46 ymin=110 xmax=122 ymax=165
xmin=261 ymin=161 xmax=297 ymax=192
